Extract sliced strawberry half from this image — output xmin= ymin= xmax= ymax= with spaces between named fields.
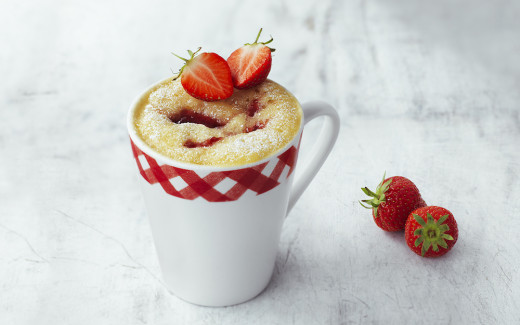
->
xmin=173 ymin=48 xmax=234 ymax=101
xmin=227 ymin=28 xmax=275 ymax=89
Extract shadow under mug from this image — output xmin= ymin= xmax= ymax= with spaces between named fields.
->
xmin=127 ymin=81 xmax=340 ymax=307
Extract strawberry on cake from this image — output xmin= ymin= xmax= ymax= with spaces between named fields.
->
xmin=132 ymin=29 xmax=302 ymax=167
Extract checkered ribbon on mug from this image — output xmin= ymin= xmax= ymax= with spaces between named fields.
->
xmin=130 ymin=138 xmax=300 ymax=202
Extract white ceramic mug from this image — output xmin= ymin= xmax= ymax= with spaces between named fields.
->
xmin=127 ymin=81 xmax=340 ymax=307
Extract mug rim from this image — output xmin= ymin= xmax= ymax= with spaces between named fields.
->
xmin=127 ymin=77 xmax=304 ymax=171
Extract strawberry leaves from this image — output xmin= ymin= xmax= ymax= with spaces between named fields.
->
xmin=412 ymin=213 xmax=455 ymax=256
xmin=359 ymin=172 xmax=392 ymax=218
xmin=172 ymin=47 xmax=202 ymax=81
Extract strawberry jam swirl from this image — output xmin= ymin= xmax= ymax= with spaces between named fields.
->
xmin=133 ymin=78 xmax=302 ymax=167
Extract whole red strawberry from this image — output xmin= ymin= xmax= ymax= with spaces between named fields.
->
xmin=173 ymin=48 xmax=234 ymax=101
xmin=227 ymin=28 xmax=275 ymax=89
xmin=361 ymin=174 xmax=426 ymax=231
xmin=405 ymin=206 xmax=458 ymax=257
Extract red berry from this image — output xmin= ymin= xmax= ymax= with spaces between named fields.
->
xmin=405 ymin=206 xmax=458 ymax=257
xmin=173 ymin=48 xmax=233 ymax=101
xmin=361 ymin=174 xmax=426 ymax=231
xmin=227 ymin=28 xmax=274 ymax=89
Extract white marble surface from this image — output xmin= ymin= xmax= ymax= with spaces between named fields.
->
xmin=1 ymin=0 xmax=519 ymax=324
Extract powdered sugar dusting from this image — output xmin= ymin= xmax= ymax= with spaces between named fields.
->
xmin=133 ymin=78 xmax=302 ymax=166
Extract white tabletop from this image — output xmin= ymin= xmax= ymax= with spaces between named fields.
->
xmin=1 ymin=0 xmax=519 ymax=324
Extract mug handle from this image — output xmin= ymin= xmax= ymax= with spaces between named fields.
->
xmin=287 ymin=101 xmax=340 ymax=214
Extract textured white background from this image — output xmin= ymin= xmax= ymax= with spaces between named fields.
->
xmin=1 ymin=0 xmax=519 ymax=324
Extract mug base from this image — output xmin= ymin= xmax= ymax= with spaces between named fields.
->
xmin=162 ymin=268 xmax=275 ymax=307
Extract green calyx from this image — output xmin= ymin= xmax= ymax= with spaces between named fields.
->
xmin=171 ymin=47 xmax=202 ymax=80
xmin=359 ymin=172 xmax=392 ymax=218
xmin=246 ymin=28 xmax=275 ymax=52
xmin=413 ymin=213 xmax=454 ymax=256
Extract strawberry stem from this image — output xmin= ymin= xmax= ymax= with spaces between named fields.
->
xmin=254 ymin=28 xmax=263 ymax=43
xmin=247 ymin=28 xmax=275 ymax=52
xmin=171 ymin=47 xmax=202 ymax=80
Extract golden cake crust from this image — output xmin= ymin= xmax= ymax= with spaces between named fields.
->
xmin=133 ymin=78 xmax=302 ymax=167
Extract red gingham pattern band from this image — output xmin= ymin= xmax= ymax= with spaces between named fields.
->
xmin=130 ymin=137 xmax=301 ymax=202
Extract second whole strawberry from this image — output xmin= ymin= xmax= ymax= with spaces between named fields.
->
xmin=361 ymin=174 xmax=426 ymax=231
xmin=405 ymin=206 xmax=458 ymax=257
